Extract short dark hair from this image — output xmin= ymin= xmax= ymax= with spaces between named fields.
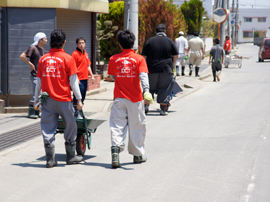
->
xmin=194 ymin=31 xmax=199 ymax=36
xmin=214 ymin=38 xmax=220 ymax=44
xmin=50 ymin=29 xmax=66 ymax=48
xmin=117 ymin=30 xmax=135 ymax=49
xmin=156 ymin=24 xmax=166 ymax=33
xmin=76 ymin=37 xmax=86 ymax=44
xmin=226 ymin=35 xmax=230 ymax=39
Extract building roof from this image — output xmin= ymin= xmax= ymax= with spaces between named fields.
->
xmin=0 ymin=0 xmax=108 ymax=13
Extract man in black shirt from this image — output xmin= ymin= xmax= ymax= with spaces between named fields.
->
xmin=142 ymin=24 xmax=178 ymax=116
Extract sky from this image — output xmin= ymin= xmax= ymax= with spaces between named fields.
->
xmin=238 ymin=0 xmax=270 ymax=8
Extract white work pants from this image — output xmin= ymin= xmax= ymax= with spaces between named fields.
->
xmin=110 ymin=98 xmax=146 ymax=156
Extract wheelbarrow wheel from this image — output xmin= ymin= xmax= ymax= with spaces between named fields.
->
xmin=76 ymin=133 xmax=86 ymax=156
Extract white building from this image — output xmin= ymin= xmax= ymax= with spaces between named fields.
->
xmin=238 ymin=8 xmax=270 ymax=43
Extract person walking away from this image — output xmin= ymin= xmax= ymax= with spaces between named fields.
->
xmin=224 ymin=35 xmax=231 ymax=55
xmin=175 ymin=31 xmax=188 ymax=76
xmin=209 ymin=38 xmax=224 ymax=82
xmin=34 ymin=29 xmax=84 ymax=168
xmin=142 ymin=24 xmax=178 ymax=116
xmin=187 ymin=31 xmax=204 ymax=77
xmin=108 ymin=30 xmax=153 ymax=168
xmin=20 ymin=32 xmax=47 ymax=119
xmin=71 ymin=37 xmax=95 ymax=118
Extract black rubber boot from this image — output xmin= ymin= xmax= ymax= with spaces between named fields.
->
xmin=160 ymin=104 xmax=168 ymax=116
xmin=176 ymin=65 xmax=180 ymax=76
xmin=111 ymin=146 xmax=120 ymax=168
xmin=45 ymin=144 xmax=57 ymax=168
xmin=189 ymin=64 xmax=193 ymax=76
xmin=212 ymin=70 xmax=216 ymax=82
xmin=35 ymin=110 xmax=40 ymax=118
xmin=65 ymin=142 xmax=83 ymax=165
xmin=195 ymin=67 xmax=200 ymax=77
xmin=28 ymin=105 xmax=38 ymax=119
xmin=181 ymin=66 xmax=185 ymax=76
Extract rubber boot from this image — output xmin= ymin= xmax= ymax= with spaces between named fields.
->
xmin=176 ymin=65 xmax=180 ymax=76
xmin=212 ymin=70 xmax=216 ymax=82
xmin=28 ymin=105 xmax=38 ymax=119
xmin=195 ymin=67 xmax=200 ymax=77
xmin=35 ymin=110 xmax=40 ymax=118
xmin=65 ymin=142 xmax=83 ymax=165
xmin=160 ymin=104 xmax=168 ymax=116
xmin=181 ymin=66 xmax=185 ymax=76
xmin=111 ymin=146 xmax=120 ymax=168
xmin=45 ymin=144 xmax=57 ymax=168
xmin=189 ymin=64 xmax=193 ymax=76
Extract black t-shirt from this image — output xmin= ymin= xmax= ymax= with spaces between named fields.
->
xmin=142 ymin=35 xmax=178 ymax=73
xmin=24 ymin=45 xmax=46 ymax=76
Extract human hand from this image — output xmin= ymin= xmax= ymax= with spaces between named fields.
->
xmin=34 ymin=101 xmax=39 ymax=111
xmin=209 ymin=60 xmax=211 ymax=64
xmin=30 ymin=63 xmax=35 ymax=72
xmin=143 ymin=92 xmax=153 ymax=104
xmin=77 ymin=100 xmax=83 ymax=110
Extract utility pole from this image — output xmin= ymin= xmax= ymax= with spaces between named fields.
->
xmin=124 ymin=0 xmax=138 ymax=51
xmin=227 ymin=0 xmax=231 ymax=40
xmin=235 ymin=0 xmax=239 ymax=46
xmin=231 ymin=0 xmax=235 ymax=49
xmin=220 ymin=0 xmax=226 ymax=47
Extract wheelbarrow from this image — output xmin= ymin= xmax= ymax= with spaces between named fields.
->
xmin=55 ymin=110 xmax=106 ymax=156
xmin=225 ymin=54 xmax=242 ymax=68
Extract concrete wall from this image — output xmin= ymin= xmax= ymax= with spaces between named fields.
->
xmin=204 ymin=37 xmax=213 ymax=54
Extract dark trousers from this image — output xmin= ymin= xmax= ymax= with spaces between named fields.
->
xmin=73 ymin=79 xmax=88 ymax=105
xmin=212 ymin=62 xmax=222 ymax=80
xmin=149 ymin=72 xmax=174 ymax=104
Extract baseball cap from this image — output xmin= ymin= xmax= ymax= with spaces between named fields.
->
xmin=179 ymin=31 xmax=184 ymax=35
xmin=31 ymin=32 xmax=46 ymax=46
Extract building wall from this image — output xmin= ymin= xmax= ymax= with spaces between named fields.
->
xmin=5 ymin=8 xmax=56 ymax=95
xmin=238 ymin=8 xmax=270 ymax=43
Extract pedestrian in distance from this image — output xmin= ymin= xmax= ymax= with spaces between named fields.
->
xmin=175 ymin=31 xmax=188 ymax=76
xmin=108 ymin=29 xmax=153 ymax=168
xmin=142 ymin=23 xmax=178 ymax=116
xmin=71 ymin=37 xmax=95 ymax=118
xmin=34 ymin=29 xmax=84 ymax=168
xmin=187 ymin=31 xmax=205 ymax=77
xmin=224 ymin=35 xmax=231 ymax=55
xmin=20 ymin=32 xmax=47 ymax=119
xmin=209 ymin=38 xmax=224 ymax=82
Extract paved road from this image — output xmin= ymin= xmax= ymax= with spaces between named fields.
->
xmin=1 ymin=44 xmax=270 ymax=202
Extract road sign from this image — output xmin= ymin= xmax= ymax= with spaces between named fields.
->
xmin=231 ymin=20 xmax=234 ymax=24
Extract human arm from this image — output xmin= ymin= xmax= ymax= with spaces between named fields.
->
xmin=139 ymin=72 xmax=152 ymax=105
xmin=173 ymin=55 xmax=178 ymax=64
xmin=222 ymin=54 xmax=224 ymax=64
xmin=20 ymin=52 xmax=35 ymax=72
xmin=209 ymin=55 xmax=212 ymax=64
xmin=88 ymin=66 xmax=95 ymax=81
xmin=70 ymin=74 xmax=83 ymax=110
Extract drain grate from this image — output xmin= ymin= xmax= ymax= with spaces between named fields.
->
xmin=0 ymin=112 xmax=96 ymax=152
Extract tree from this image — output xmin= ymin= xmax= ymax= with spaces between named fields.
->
xmin=139 ymin=0 xmax=187 ymax=53
xmin=96 ymin=20 xmax=118 ymax=65
xmin=180 ymin=0 xmax=204 ymax=35
xmin=99 ymin=1 xmax=124 ymax=60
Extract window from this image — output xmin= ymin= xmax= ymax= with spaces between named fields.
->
xmin=265 ymin=40 xmax=270 ymax=47
xmin=243 ymin=31 xmax=253 ymax=38
xmin=258 ymin=18 xmax=266 ymax=22
xmin=244 ymin=18 xmax=252 ymax=22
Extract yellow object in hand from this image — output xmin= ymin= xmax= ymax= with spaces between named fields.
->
xmin=144 ymin=92 xmax=153 ymax=104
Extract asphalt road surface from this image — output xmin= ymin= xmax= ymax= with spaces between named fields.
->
xmin=1 ymin=44 xmax=270 ymax=202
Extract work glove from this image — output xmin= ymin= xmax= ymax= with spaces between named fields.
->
xmin=184 ymin=56 xmax=188 ymax=60
xmin=143 ymin=92 xmax=153 ymax=104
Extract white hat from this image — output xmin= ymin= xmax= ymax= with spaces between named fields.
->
xmin=179 ymin=31 xmax=184 ymax=35
xmin=31 ymin=32 xmax=46 ymax=46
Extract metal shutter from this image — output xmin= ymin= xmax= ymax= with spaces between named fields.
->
xmin=56 ymin=9 xmax=91 ymax=56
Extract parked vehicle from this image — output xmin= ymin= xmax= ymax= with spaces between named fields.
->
xmin=258 ymin=38 xmax=270 ymax=62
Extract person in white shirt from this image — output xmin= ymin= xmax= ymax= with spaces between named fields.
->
xmin=174 ymin=31 xmax=188 ymax=76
